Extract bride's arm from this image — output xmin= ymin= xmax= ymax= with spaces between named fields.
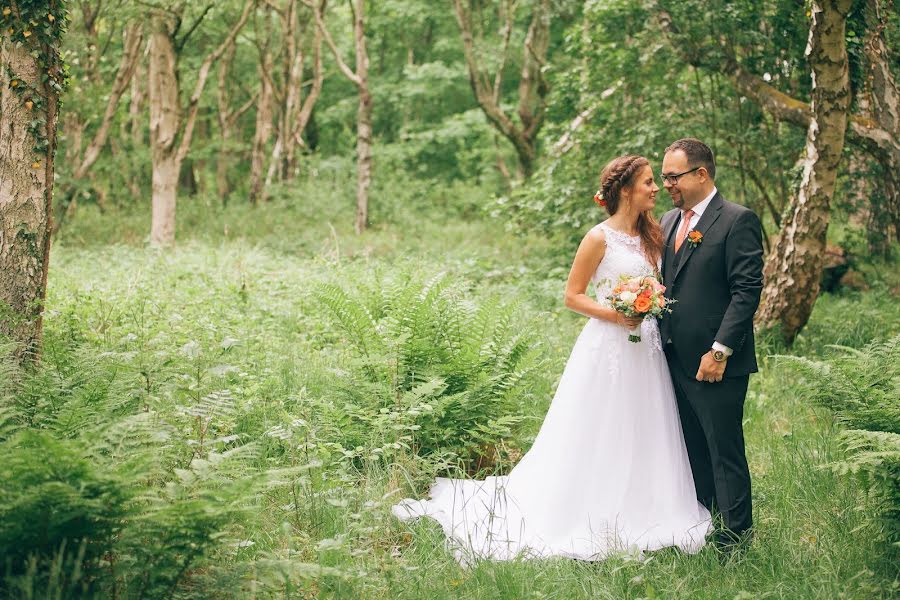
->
xmin=563 ymin=228 xmax=641 ymax=327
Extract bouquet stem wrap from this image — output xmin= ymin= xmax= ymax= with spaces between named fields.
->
xmin=628 ymin=324 xmax=642 ymax=343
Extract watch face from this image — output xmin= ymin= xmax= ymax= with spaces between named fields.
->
xmin=713 ymin=350 xmax=725 ymax=361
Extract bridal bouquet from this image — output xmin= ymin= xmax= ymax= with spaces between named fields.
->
xmin=607 ymin=275 xmax=673 ymax=342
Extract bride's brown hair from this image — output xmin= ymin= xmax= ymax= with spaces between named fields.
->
xmin=598 ymin=154 xmax=664 ymax=268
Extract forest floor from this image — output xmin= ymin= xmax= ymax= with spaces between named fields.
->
xmin=10 ymin=194 xmax=899 ymax=599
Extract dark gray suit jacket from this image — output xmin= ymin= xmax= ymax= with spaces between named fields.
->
xmin=659 ymin=191 xmax=764 ymax=378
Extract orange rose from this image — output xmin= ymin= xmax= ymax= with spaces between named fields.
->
xmin=687 ymin=230 xmax=703 ymax=244
xmin=634 ymin=296 xmax=652 ymax=313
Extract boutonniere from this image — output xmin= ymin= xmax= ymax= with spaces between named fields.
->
xmin=686 ymin=230 xmax=703 ymax=248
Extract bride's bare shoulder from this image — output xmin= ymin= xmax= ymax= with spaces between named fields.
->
xmin=584 ymin=223 xmax=607 ymax=245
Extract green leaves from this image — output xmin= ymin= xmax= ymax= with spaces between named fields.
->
xmin=778 ymin=335 xmax=900 ymax=547
xmin=314 ymin=273 xmax=544 ymax=472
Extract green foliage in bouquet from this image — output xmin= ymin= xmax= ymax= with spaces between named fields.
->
xmin=777 ymin=335 xmax=900 ymax=549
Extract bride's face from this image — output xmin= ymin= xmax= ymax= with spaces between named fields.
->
xmin=624 ymin=165 xmax=659 ymax=213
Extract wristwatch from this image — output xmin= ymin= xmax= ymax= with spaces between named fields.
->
xmin=711 ymin=349 xmax=727 ymax=362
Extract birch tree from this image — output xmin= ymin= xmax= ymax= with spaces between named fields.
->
xmin=264 ymin=0 xmax=324 ymax=187
xmin=755 ymin=0 xmax=853 ymax=342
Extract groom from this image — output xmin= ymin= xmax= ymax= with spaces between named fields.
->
xmin=659 ymin=138 xmax=764 ymax=552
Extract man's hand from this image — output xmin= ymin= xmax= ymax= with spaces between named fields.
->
xmin=696 ymin=351 xmax=726 ymax=383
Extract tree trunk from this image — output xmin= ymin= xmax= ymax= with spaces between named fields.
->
xmin=147 ymin=1 xmax=253 ymax=241
xmin=267 ymin=0 xmax=301 ymax=186
xmin=861 ymin=0 xmax=900 ymax=255
xmin=148 ymin=18 xmax=181 ymax=245
xmin=250 ymin=48 xmax=274 ymax=205
xmin=216 ymin=44 xmax=235 ymax=201
xmin=353 ymin=0 xmax=371 ymax=233
xmin=0 ymin=37 xmax=61 ymax=363
xmin=450 ymin=0 xmax=550 ymax=180
xmin=756 ymin=0 xmax=853 ymax=343
xmin=315 ymin=0 xmax=370 ymax=232
xmin=267 ymin=1 xmax=325 ymax=186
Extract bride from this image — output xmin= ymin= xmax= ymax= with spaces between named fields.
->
xmin=392 ymin=155 xmax=711 ymax=564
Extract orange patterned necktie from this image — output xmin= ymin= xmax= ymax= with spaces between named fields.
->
xmin=674 ymin=209 xmax=695 ymax=253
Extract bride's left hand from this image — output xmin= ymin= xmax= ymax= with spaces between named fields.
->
xmin=695 ymin=351 xmax=726 ymax=383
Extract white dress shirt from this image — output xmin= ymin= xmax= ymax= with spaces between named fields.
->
xmin=677 ymin=187 xmax=733 ymax=357
xmin=677 ymin=187 xmax=717 ymax=233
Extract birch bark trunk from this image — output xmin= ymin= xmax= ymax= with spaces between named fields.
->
xmin=147 ymin=1 xmax=253 ymax=243
xmin=756 ymin=0 xmax=853 ymax=343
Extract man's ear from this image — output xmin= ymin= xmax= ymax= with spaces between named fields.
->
xmin=697 ymin=167 xmax=709 ymax=183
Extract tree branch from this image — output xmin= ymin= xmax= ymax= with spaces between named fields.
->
xmin=492 ymin=0 xmax=518 ymax=106
xmin=655 ymin=3 xmax=898 ymax=167
xmin=177 ymin=0 xmax=256 ymax=163
xmin=175 ymin=3 xmax=215 ymax=53
xmin=74 ymin=23 xmax=144 ymax=178
xmin=305 ymin=0 xmax=361 ymax=86
xmin=450 ymin=0 xmax=491 ymax=101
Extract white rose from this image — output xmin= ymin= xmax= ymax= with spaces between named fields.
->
xmin=619 ymin=291 xmax=637 ymax=303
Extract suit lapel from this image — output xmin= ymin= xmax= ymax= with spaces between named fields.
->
xmin=672 ymin=192 xmax=724 ymax=282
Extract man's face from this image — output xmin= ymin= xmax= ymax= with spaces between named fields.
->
xmin=661 ymin=149 xmax=701 ymax=209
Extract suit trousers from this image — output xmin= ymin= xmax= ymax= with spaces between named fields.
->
xmin=665 ymin=344 xmax=753 ymax=537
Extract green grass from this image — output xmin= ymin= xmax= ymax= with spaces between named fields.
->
xmin=3 ymin=185 xmax=898 ymax=598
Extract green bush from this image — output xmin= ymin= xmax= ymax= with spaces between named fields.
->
xmin=0 ymin=431 xmax=131 ymax=595
xmin=314 ymin=274 xmax=545 ymax=473
xmin=0 ymin=345 xmax=306 ymax=598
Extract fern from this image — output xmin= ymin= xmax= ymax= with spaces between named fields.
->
xmin=778 ymin=334 xmax=900 ymax=546
xmin=314 ymin=275 xmax=545 ymax=471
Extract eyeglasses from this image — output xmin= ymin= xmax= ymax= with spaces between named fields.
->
xmin=660 ymin=166 xmax=701 ymax=184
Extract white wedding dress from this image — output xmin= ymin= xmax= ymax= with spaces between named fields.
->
xmin=391 ymin=222 xmax=711 ymax=564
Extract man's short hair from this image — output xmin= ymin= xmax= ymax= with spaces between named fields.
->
xmin=665 ymin=138 xmax=716 ymax=180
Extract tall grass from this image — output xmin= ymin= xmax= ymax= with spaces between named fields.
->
xmin=776 ymin=336 xmax=900 ymax=550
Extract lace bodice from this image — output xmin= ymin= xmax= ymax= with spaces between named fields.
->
xmin=591 ymin=222 xmax=659 ymax=300
xmin=588 ymin=222 xmax=663 ymax=359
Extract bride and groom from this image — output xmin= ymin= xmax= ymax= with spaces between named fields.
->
xmin=392 ymin=138 xmax=764 ymax=563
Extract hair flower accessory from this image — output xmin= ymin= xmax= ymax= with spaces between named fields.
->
xmin=593 ymin=190 xmax=606 ymax=207
xmin=686 ymin=230 xmax=703 ymax=248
